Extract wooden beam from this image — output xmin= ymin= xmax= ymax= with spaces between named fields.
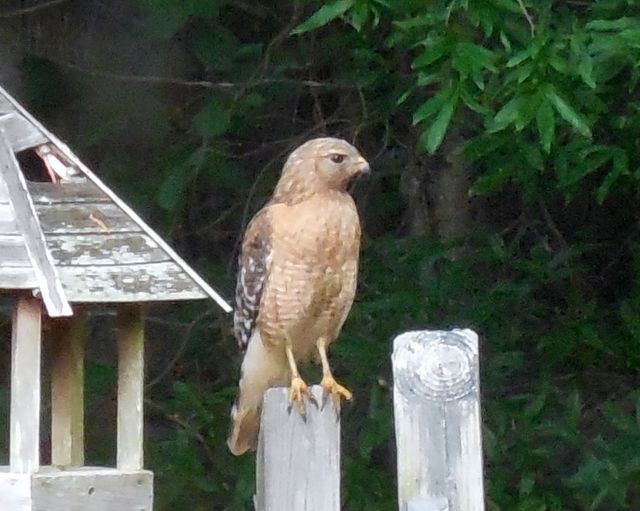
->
xmin=117 ymin=304 xmax=145 ymax=471
xmin=392 ymin=329 xmax=485 ymax=511
xmin=50 ymin=309 xmax=86 ymax=467
xmin=10 ymin=296 xmax=42 ymax=473
xmin=0 ymin=129 xmax=71 ymax=317
xmin=255 ymin=386 xmax=340 ymax=511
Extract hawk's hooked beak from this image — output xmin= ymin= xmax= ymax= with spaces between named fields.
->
xmin=356 ymin=157 xmax=370 ymax=175
xmin=347 ymin=157 xmax=371 ymax=192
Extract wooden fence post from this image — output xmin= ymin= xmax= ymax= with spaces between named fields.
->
xmin=50 ymin=308 xmax=86 ymax=467
xmin=392 ymin=329 xmax=484 ymax=511
xmin=10 ymin=296 xmax=42 ymax=473
xmin=117 ymin=304 xmax=145 ymax=471
xmin=255 ymin=386 xmax=340 ymax=511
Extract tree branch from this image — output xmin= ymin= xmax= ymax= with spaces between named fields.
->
xmin=516 ymin=0 xmax=536 ymax=37
xmin=54 ymin=59 xmax=341 ymax=90
xmin=0 ymin=0 xmax=70 ymax=18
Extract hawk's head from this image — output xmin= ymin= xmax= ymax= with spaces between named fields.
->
xmin=274 ymin=137 xmax=370 ymax=201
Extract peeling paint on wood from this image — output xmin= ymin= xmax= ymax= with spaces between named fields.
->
xmin=0 ymin=234 xmax=31 ymax=267
xmin=0 ymin=84 xmax=231 ymax=311
xmin=46 ymin=233 xmax=169 ymax=266
xmin=1 ymin=132 xmax=71 ymax=316
xmin=34 ymin=203 xmax=140 ymax=235
xmin=57 ymin=262 xmax=207 ymax=302
xmin=27 ymin=182 xmax=109 ymax=205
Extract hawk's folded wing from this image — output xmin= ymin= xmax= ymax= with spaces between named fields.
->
xmin=233 ymin=209 xmax=272 ymax=351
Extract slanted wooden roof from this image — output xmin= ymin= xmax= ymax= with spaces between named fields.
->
xmin=0 ymin=85 xmax=231 ymax=315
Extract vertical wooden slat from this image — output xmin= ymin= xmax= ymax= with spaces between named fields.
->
xmin=50 ymin=309 xmax=86 ymax=467
xmin=117 ymin=304 xmax=145 ymax=471
xmin=10 ymin=296 xmax=42 ymax=473
xmin=255 ymin=386 xmax=340 ymax=511
xmin=393 ymin=329 xmax=484 ymax=511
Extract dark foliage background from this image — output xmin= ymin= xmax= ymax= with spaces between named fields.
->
xmin=1 ymin=0 xmax=640 ymax=509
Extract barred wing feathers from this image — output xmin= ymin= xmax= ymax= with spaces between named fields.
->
xmin=233 ymin=209 xmax=272 ymax=351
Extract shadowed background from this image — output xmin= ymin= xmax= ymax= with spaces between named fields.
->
xmin=1 ymin=1 xmax=640 ymax=509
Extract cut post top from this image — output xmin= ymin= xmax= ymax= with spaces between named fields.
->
xmin=392 ymin=329 xmax=479 ymax=402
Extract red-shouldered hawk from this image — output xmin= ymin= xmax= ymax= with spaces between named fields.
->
xmin=228 ymin=137 xmax=370 ymax=455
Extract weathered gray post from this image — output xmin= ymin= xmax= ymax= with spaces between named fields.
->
xmin=392 ymin=329 xmax=484 ymax=511
xmin=255 ymin=386 xmax=340 ymax=511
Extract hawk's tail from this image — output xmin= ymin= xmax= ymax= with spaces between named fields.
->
xmin=227 ymin=332 xmax=289 ymax=455
xmin=227 ymin=399 xmax=261 ymax=456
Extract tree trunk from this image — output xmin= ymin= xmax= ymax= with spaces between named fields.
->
xmin=402 ymin=128 xmax=472 ymax=243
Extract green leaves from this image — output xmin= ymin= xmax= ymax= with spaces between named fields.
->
xmin=450 ymin=42 xmax=497 ymax=91
xmin=489 ymin=95 xmax=527 ymax=132
xmin=291 ymin=0 xmax=355 ymax=35
xmin=421 ymin=96 xmax=457 ymax=154
xmin=536 ymin=99 xmax=555 ymax=153
xmin=415 ymin=87 xmax=459 ymax=154
xmin=412 ymin=40 xmax=449 ymax=68
xmin=543 ymin=85 xmax=592 ymax=138
xmin=193 ymin=97 xmax=230 ymax=138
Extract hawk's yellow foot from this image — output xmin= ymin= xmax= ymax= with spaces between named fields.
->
xmin=289 ymin=376 xmax=314 ymax=415
xmin=320 ymin=375 xmax=352 ymax=411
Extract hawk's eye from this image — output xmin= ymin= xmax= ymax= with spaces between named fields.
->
xmin=330 ymin=154 xmax=346 ymax=164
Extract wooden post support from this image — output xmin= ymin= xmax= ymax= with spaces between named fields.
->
xmin=50 ymin=309 xmax=86 ymax=467
xmin=392 ymin=329 xmax=484 ymax=511
xmin=117 ymin=304 xmax=145 ymax=471
xmin=10 ymin=296 xmax=42 ymax=473
xmin=255 ymin=386 xmax=340 ymax=511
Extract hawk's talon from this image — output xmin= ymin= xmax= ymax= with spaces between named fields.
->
xmin=288 ymin=376 xmax=312 ymax=416
xmin=320 ymin=375 xmax=352 ymax=412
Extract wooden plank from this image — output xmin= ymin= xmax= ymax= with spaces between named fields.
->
xmin=46 ymin=233 xmax=170 ymax=267
xmin=0 ymin=471 xmax=32 ymax=511
xmin=0 ymin=234 xmax=31 ymax=267
xmin=0 ymin=130 xmax=71 ymax=317
xmin=27 ymin=181 xmax=110 ymax=205
xmin=56 ymin=261 xmax=207 ymax=302
xmin=10 ymin=297 xmax=42 ymax=473
xmin=255 ymin=386 xmax=340 ymax=511
xmin=0 ymin=113 xmax=48 ymax=152
xmin=30 ymin=467 xmax=153 ymax=511
xmin=0 ymin=203 xmax=20 ymax=232
xmin=0 ymin=266 xmax=38 ymax=289
xmin=50 ymin=310 xmax=86 ymax=467
xmin=34 ymin=203 xmax=140 ymax=235
xmin=0 ymin=86 xmax=231 ymax=312
xmin=392 ymin=330 xmax=485 ymax=511
xmin=117 ymin=304 xmax=145 ymax=471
